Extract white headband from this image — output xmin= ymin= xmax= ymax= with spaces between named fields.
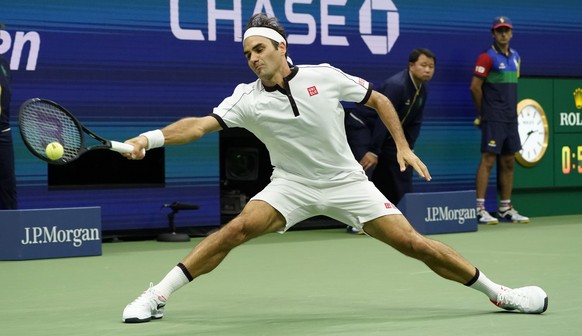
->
xmin=243 ymin=27 xmax=286 ymax=45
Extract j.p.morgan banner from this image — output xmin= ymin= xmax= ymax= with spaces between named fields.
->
xmin=398 ymin=190 xmax=477 ymax=235
xmin=0 ymin=207 xmax=102 ymax=260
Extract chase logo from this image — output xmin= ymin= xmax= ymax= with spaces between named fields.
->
xmin=170 ymin=0 xmax=400 ymax=55
xmin=359 ymin=0 xmax=399 ymax=54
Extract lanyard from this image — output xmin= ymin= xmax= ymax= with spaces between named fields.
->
xmin=401 ymin=86 xmax=420 ymax=125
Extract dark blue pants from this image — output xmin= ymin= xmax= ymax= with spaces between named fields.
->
xmin=371 ymin=146 xmax=413 ymax=206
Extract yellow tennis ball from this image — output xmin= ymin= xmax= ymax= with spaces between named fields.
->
xmin=45 ymin=142 xmax=64 ymax=160
xmin=473 ymin=117 xmax=481 ymax=127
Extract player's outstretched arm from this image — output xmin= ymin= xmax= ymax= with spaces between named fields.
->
xmin=160 ymin=116 xmax=222 ymax=145
xmin=123 ymin=115 xmax=222 ymax=160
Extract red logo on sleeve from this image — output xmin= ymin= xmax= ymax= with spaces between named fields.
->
xmin=307 ymin=86 xmax=318 ymax=96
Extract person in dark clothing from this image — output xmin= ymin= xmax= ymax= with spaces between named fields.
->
xmin=346 ymin=48 xmax=435 ymax=208
xmin=0 ymin=39 xmax=18 ymax=210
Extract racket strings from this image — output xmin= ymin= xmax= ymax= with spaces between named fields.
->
xmin=20 ymin=101 xmax=82 ymax=162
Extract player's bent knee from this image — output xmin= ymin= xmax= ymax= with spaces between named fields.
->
xmin=217 ymin=220 xmax=254 ymax=247
xmin=220 ymin=216 xmax=271 ymax=246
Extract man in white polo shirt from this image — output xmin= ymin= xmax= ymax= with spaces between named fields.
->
xmin=121 ymin=13 xmax=548 ymax=323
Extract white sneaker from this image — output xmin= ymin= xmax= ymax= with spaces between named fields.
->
xmin=497 ymin=207 xmax=530 ymax=223
xmin=122 ymin=283 xmax=167 ymax=323
xmin=477 ymin=208 xmax=499 ymax=224
xmin=491 ymin=286 xmax=548 ymax=314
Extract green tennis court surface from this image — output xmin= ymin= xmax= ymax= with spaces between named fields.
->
xmin=2 ymin=215 xmax=580 ymax=335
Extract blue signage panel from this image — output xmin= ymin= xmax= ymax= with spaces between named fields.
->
xmin=0 ymin=207 xmax=102 ymax=260
xmin=1 ymin=1 xmax=580 ymax=230
xmin=398 ymin=191 xmax=478 ymax=235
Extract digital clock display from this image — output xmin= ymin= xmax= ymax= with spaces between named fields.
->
xmin=561 ymin=145 xmax=582 ymax=174
xmin=555 ymin=134 xmax=582 ymax=187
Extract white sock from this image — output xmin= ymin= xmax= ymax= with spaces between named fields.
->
xmin=466 ymin=269 xmax=504 ymax=301
xmin=153 ymin=265 xmax=191 ymax=299
xmin=499 ymin=200 xmax=511 ymax=212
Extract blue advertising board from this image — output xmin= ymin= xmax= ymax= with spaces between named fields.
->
xmin=0 ymin=207 xmax=102 ymax=260
xmin=1 ymin=1 xmax=581 ymax=231
xmin=398 ymin=190 xmax=478 ymax=235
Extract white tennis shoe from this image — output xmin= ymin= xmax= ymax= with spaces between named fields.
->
xmin=477 ymin=208 xmax=499 ymax=224
xmin=497 ymin=207 xmax=530 ymax=223
xmin=122 ymin=283 xmax=167 ymax=323
xmin=491 ymin=286 xmax=548 ymax=314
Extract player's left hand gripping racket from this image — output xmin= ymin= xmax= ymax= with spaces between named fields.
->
xmin=19 ymin=98 xmax=134 ymax=165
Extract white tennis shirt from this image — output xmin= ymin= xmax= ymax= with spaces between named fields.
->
xmin=212 ymin=64 xmax=372 ymax=186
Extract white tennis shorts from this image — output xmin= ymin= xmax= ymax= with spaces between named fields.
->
xmin=251 ymin=176 xmax=402 ymax=232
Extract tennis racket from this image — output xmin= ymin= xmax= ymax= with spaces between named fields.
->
xmin=19 ymin=98 xmax=134 ymax=165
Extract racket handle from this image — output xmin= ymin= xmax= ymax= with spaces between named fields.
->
xmin=110 ymin=141 xmax=135 ymax=153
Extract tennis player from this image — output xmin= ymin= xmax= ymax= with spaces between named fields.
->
xmin=121 ymin=13 xmax=547 ymax=323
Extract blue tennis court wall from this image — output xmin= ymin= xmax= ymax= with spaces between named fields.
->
xmin=2 ymin=1 xmax=581 ymax=230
